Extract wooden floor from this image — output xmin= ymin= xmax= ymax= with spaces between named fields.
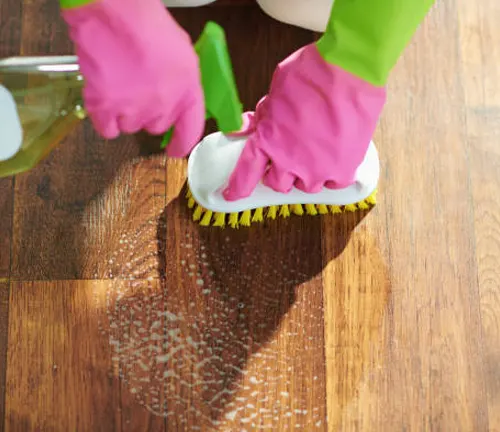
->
xmin=0 ymin=0 xmax=499 ymax=430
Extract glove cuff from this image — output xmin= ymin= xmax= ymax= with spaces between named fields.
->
xmin=316 ymin=0 xmax=435 ymax=86
xmin=60 ymin=0 xmax=96 ymax=9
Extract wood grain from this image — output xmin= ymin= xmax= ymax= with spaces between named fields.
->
xmin=456 ymin=0 xmax=500 ymax=107
xmin=466 ymin=108 xmax=500 ymax=432
xmin=0 ymin=0 xmax=22 ymax=278
xmin=0 ymin=182 xmax=12 ymax=279
xmin=0 ymin=1 xmax=21 ymax=427
xmin=0 ymin=283 xmax=9 ymax=431
xmin=11 ymin=0 xmax=148 ymax=280
xmin=322 ymin=214 xmax=391 ymax=431
xmin=458 ymin=0 xmax=500 ymax=423
xmin=1 ymin=0 xmax=500 ymax=431
xmin=0 ymin=0 xmax=22 ymax=59
xmin=5 ymin=281 xmax=121 ymax=431
xmin=342 ymin=2 xmax=488 ymax=429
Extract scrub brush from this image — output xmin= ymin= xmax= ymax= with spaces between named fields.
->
xmin=185 ymin=132 xmax=379 ymax=228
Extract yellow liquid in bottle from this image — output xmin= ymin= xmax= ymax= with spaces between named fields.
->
xmin=0 ymin=59 xmax=86 ymax=177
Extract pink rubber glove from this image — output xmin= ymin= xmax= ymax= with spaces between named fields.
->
xmin=223 ymin=44 xmax=387 ymax=201
xmin=62 ymin=0 xmax=204 ymax=157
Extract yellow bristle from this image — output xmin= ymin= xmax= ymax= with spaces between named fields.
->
xmin=292 ymin=204 xmax=304 ymax=215
xmin=305 ymin=204 xmax=318 ymax=215
xmin=187 ymin=185 xmax=380 ymax=228
xmin=200 ymin=210 xmax=213 ymax=226
xmin=267 ymin=206 xmax=278 ymax=219
xmin=229 ymin=212 xmax=239 ymax=228
xmin=193 ymin=205 xmax=204 ymax=221
xmin=357 ymin=200 xmax=370 ymax=210
xmin=252 ymin=207 xmax=264 ymax=222
xmin=366 ymin=191 xmax=377 ymax=205
xmin=213 ymin=212 xmax=226 ymax=227
xmin=279 ymin=205 xmax=290 ymax=218
xmin=317 ymin=204 xmax=328 ymax=214
xmin=240 ymin=210 xmax=252 ymax=226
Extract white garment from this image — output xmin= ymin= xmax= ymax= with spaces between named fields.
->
xmin=163 ymin=0 xmax=333 ymax=32
xmin=255 ymin=0 xmax=332 ymax=32
xmin=0 ymin=85 xmax=23 ymax=162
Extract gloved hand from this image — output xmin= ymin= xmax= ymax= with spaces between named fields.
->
xmin=223 ymin=0 xmax=435 ymax=202
xmin=222 ymin=44 xmax=386 ymax=201
xmin=61 ymin=0 xmax=205 ymax=157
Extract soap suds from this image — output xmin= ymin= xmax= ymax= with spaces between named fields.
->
xmin=96 ymin=216 xmax=327 ymax=429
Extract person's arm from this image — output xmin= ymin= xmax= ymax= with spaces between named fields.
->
xmin=222 ymin=0 xmax=436 ymax=201
xmin=58 ymin=0 xmax=205 ymax=154
xmin=316 ymin=0 xmax=435 ymax=87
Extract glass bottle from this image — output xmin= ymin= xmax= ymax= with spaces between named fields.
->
xmin=0 ymin=56 xmax=86 ymax=178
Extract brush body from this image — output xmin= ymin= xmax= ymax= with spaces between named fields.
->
xmin=186 ymin=132 xmax=379 ymax=228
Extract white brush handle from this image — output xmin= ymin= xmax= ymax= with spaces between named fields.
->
xmin=187 ymin=132 xmax=379 ymax=214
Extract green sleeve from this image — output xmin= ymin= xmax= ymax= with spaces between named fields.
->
xmin=60 ymin=0 xmax=96 ymax=9
xmin=316 ymin=0 xmax=435 ymax=86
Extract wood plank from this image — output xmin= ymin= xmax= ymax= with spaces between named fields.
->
xmin=98 ymin=280 xmax=167 ymax=431
xmin=82 ymin=155 xmax=167 ymax=281
xmin=322 ymin=1 xmax=487 ymax=429
xmin=0 ymin=0 xmax=23 ymax=279
xmin=458 ymin=0 xmax=500 ymax=429
xmin=465 ymin=109 xmax=500 ymax=431
xmin=0 ymin=0 xmax=22 ymax=426
xmin=456 ymin=0 xmax=500 ymax=107
xmin=0 ymin=0 xmax=22 ymax=58
xmin=5 ymin=281 xmax=121 ymax=431
xmin=0 ymin=283 xmax=9 ymax=432
xmin=11 ymin=136 xmax=160 ymax=280
xmin=322 ymin=213 xmax=392 ymax=431
xmin=0 ymin=182 xmax=12 ymax=279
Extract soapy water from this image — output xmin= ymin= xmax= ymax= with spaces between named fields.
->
xmin=98 ymin=212 xmax=328 ymax=430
